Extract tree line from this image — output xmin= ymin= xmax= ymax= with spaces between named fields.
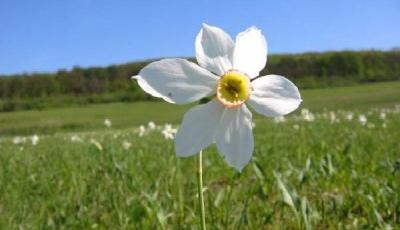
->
xmin=0 ymin=50 xmax=399 ymax=112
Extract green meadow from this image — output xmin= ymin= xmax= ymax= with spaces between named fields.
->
xmin=0 ymin=81 xmax=399 ymax=136
xmin=0 ymin=81 xmax=399 ymax=229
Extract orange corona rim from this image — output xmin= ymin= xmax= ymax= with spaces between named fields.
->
xmin=216 ymin=70 xmax=252 ymax=108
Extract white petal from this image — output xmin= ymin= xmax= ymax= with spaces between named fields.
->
xmin=175 ymin=100 xmax=224 ymax=157
xmin=195 ymin=23 xmax=234 ymax=75
xmin=215 ymin=104 xmax=254 ymax=171
xmin=233 ymin=26 xmax=267 ymax=78
xmin=248 ymin=75 xmax=302 ymax=117
xmin=133 ymin=58 xmax=218 ymax=104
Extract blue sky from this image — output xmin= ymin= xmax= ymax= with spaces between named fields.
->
xmin=0 ymin=0 xmax=399 ymax=75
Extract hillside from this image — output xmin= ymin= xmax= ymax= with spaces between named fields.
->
xmin=0 ymin=50 xmax=399 ymax=112
xmin=1 ymin=81 xmax=399 ymax=136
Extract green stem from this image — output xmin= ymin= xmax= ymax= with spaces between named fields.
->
xmin=177 ymin=158 xmax=184 ymax=227
xmin=197 ymin=151 xmax=206 ymax=230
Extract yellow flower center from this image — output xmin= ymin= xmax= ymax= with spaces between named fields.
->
xmin=217 ymin=71 xmax=251 ymax=108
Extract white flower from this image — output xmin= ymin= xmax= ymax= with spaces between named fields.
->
xmin=104 ymin=118 xmax=112 ymax=128
xmin=293 ymin=124 xmax=300 ymax=130
xmin=138 ymin=125 xmax=146 ymax=137
xmin=31 ymin=134 xmax=39 ymax=145
xmin=70 ymin=135 xmax=82 ymax=143
xmin=133 ymin=23 xmax=302 ymax=171
xmin=329 ymin=111 xmax=337 ymax=123
xmin=12 ymin=136 xmax=26 ymax=145
xmin=379 ymin=112 xmax=386 ymax=120
xmin=161 ymin=123 xmax=178 ymax=140
xmin=148 ymin=121 xmax=156 ymax=130
xmin=345 ymin=112 xmax=354 ymax=121
xmin=358 ymin=115 xmax=367 ymax=126
xmin=122 ymin=141 xmax=132 ymax=150
xmin=273 ymin=116 xmax=286 ymax=123
xmin=301 ymin=108 xmax=314 ymax=122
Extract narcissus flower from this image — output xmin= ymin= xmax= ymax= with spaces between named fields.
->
xmin=104 ymin=118 xmax=112 ymax=128
xmin=133 ymin=23 xmax=301 ymax=171
xmin=162 ymin=124 xmax=178 ymax=140
xmin=31 ymin=134 xmax=39 ymax=146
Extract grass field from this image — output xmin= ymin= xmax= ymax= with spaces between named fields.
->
xmin=0 ymin=81 xmax=399 ymax=229
xmin=0 ymin=81 xmax=400 ymax=136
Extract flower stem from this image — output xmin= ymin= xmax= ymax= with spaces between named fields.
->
xmin=197 ymin=151 xmax=206 ymax=230
xmin=176 ymin=158 xmax=184 ymax=227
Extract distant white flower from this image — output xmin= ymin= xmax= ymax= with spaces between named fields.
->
xmin=301 ymin=108 xmax=315 ymax=122
xmin=104 ymin=118 xmax=112 ymax=128
xmin=382 ymin=123 xmax=387 ymax=129
xmin=273 ymin=116 xmax=286 ymax=123
xmin=148 ymin=121 xmax=156 ymax=130
xmin=122 ymin=141 xmax=132 ymax=150
xmin=12 ymin=136 xmax=26 ymax=145
xmin=293 ymin=124 xmax=300 ymax=130
xmin=379 ymin=112 xmax=386 ymax=120
xmin=138 ymin=125 xmax=146 ymax=136
xmin=133 ymin=23 xmax=301 ymax=171
xmin=161 ymin=124 xmax=178 ymax=140
xmin=329 ymin=111 xmax=337 ymax=123
xmin=70 ymin=135 xmax=82 ymax=143
xmin=12 ymin=137 xmax=20 ymax=145
xmin=358 ymin=115 xmax=367 ymax=126
xmin=31 ymin=134 xmax=39 ymax=145
xmin=345 ymin=112 xmax=354 ymax=121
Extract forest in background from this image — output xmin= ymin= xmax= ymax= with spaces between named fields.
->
xmin=0 ymin=50 xmax=399 ymax=112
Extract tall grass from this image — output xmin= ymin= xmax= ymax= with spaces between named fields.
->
xmin=0 ymin=107 xmax=398 ymax=229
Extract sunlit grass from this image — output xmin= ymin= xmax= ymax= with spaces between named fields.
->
xmin=0 ymin=107 xmax=399 ymax=229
